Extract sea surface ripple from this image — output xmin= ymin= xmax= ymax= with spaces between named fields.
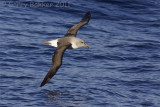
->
xmin=0 ymin=0 xmax=160 ymax=107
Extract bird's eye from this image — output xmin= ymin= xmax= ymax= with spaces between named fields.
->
xmin=81 ymin=42 xmax=84 ymax=43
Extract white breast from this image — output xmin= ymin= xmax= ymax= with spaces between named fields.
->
xmin=71 ymin=43 xmax=79 ymax=49
xmin=70 ymin=37 xmax=81 ymax=49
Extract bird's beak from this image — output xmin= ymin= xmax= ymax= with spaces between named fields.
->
xmin=84 ymin=43 xmax=90 ymax=48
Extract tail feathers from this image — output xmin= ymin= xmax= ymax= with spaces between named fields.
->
xmin=43 ymin=40 xmax=58 ymax=47
xmin=40 ymin=76 xmax=51 ymax=87
xmin=43 ymin=41 xmax=51 ymax=45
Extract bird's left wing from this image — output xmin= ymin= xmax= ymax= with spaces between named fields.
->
xmin=64 ymin=12 xmax=91 ymax=37
xmin=40 ymin=42 xmax=71 ymax=87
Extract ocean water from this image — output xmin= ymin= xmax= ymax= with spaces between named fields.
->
xmin=0 ymin=0 xmax=160 ymax=107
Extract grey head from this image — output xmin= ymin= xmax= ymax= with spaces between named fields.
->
xmin=70 ymin=37 xmax=90 ymax=49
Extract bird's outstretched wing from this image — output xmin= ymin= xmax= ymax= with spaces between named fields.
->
xmin=64 ymin=12 xmax=91 ymax=37
xmin=40 ymin=42 xmax=71 ymax=87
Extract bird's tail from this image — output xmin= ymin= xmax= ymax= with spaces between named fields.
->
xmin=43 ymin=39 xmax=58 ymax=47
xmin=43 ymin=41 xmax=51 ymax=45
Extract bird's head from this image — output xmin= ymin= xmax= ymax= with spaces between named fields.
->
xmin=71 ymin=38 xmax=90 ymax=49
xmin=78 ymin=39 xmax=90 ymax=48
xmin=80 ymin=40 xmax=90 ymax=48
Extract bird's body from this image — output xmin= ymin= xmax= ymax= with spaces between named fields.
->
xmin=40 ymin=12 xmax=91 ymax=87
xmin=44 ymin=37 xmax=87 ymax=49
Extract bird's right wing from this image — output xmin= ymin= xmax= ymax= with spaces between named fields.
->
xmin=64 ymin=12 xmax=91 ymax=37
xmin=40 ymin=42 xmax=71 ymax=87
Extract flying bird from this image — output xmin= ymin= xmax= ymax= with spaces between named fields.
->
xmin=40 ymin=12 xmax=91 ymax=87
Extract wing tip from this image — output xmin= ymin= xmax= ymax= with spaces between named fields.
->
xmin=40 ymin=77 xmax=51 ymax=87
xmin=86 ymin=11 xmax=91 ymax=16
xmin=40 ymin=81 xmax=45 ymax=87
xmin=86 ymin=11 xmax=91 ymax=19
xmin=81 ymin=11 xmax=91 ymax=22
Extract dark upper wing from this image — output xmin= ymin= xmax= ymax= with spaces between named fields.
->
xmin=40 ymin=42 xmax=71 ymax=87
xmin=64 ymin=12 xmax=91 ymax=37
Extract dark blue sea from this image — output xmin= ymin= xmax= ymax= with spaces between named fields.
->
xmin=0 ymin=0 xmax=160 ymax=107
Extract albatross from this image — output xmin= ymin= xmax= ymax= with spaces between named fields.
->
xmin=40 ymin=12 xmax=91 ymax=87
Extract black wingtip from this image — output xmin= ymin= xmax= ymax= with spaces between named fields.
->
xmin=40 ymin=82 xmax=44 ymax=87
xmin=40 ymin=76 xmax=51 ymax=87
xmin=40 ymin=82 xmax=45 ymax=87
xmin=81 ymin=11 xmax=91 ymax=22
xmin=86 ymin=11 xmax=91 ymax=16
xmin=85 ymin=11 xmax=91 ymax=18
